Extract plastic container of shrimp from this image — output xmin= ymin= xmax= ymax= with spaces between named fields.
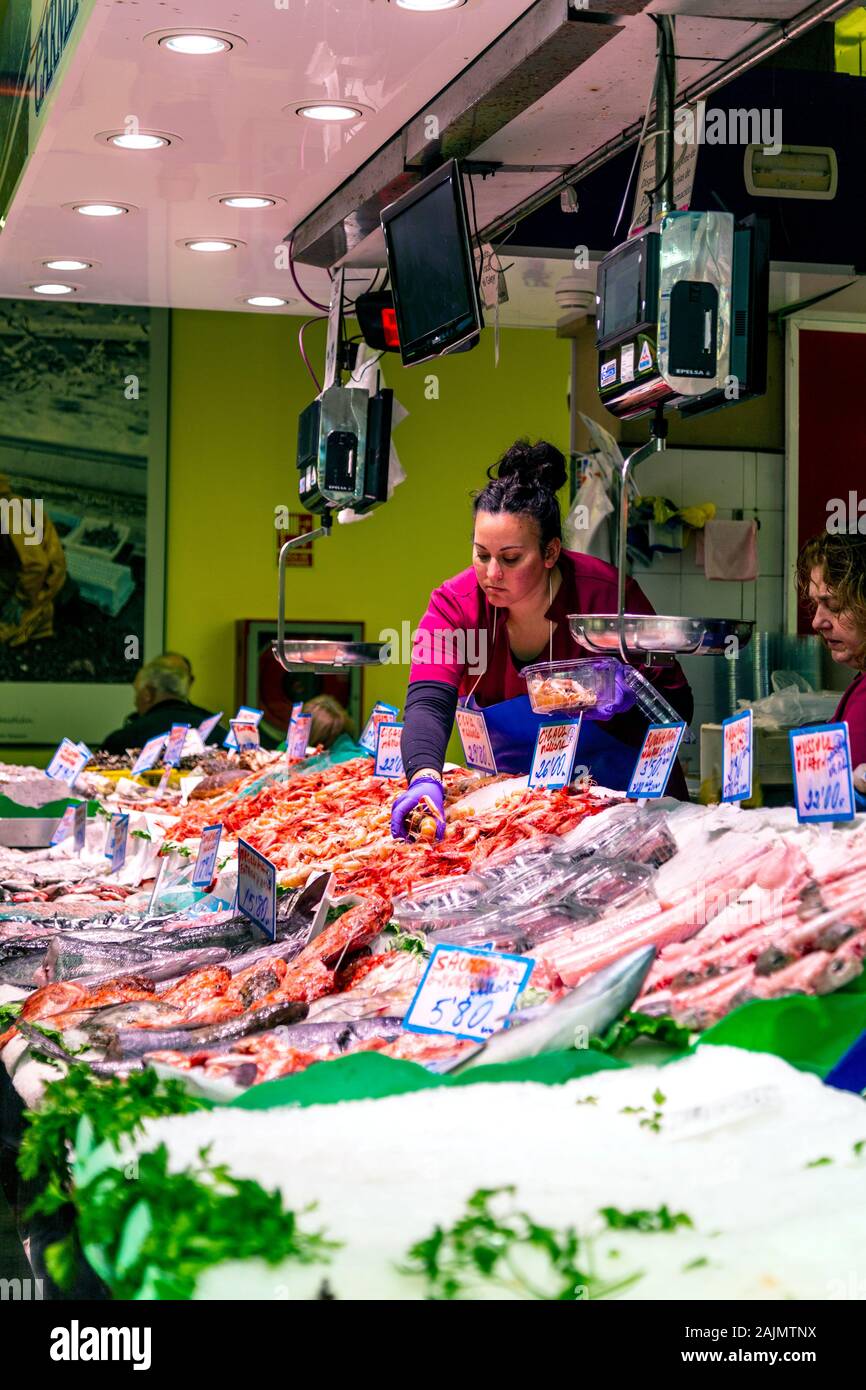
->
xmin=522 ymin=657 xmax=617 ymax=717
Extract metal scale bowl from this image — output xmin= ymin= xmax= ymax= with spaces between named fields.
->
xmin=271 ymin=525 xmax=386 ymax=672
xmin=569 ymin=435 xmax=754 ymax=667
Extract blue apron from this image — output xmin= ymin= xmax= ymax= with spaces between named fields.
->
xmin=461 ymin=692 xmax=640 ymax=791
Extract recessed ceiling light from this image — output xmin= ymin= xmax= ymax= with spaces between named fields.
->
xmin=219 ymin=195 xmax=276 ymax=210
xmin=296 ymin=102 xmax=365 ymax=122
xmin=393 ymin=0 xmax=468 ymax=9
xmin=70 ymin=202 xmax=131 ymax=217
xmin=157 ymin=33 xmax=233 ymax=55
xmin=42 ymin=259 xmax=92 ymax=271
xmin=244 ymin=295 xmax=289 ymax=308
xmin=181 ymin=238 xmax=242 ymax=253
xmin=100 ymin=131 xmax=174 ymax=151
xmin=31 ymin=283 xmax=76 ymax=295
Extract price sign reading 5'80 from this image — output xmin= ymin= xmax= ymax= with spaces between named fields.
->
xmin=789 ymin=722 xmax=855 ymax=824
xmin=403 ymin=943 xmax=534 ymax=1043
xmin=237 ymin=837 xmax=277 ymax=940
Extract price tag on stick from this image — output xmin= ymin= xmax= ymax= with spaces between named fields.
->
xmin=192 ymin=823 xmax=223 ymax=888
xmin=627 ymin=722 xmax=687 ymax=800
xmin=403 ymin=943 xmax=534 ymax=1043
xmin=46 ymin=738 xmax=90 ymax=788
xmin=131 ymin=735 xmax=166 ymax=775
xmin=197 ymin=711 xmax=224 ymax=744
xmin=287 ymin=713 xmax=312 ymax=762
xmin=224 ymin=706 xmax=263 ymax=750
xmin=237 ymin=837 xmax=277 ymax=940
xmin=789 ymin=722 xmax=855 ymax=824
xmin=374 ymin=721 xmax=405 ymax=779
xmin=230 ymin=720 xmax=260 ymax=751
xmin=721 ymin=709 xmax=753 ymax=803
xmin=360 ymin=702 xmax=400 ymax=753
xmin=163 ymin=724 xmax=190 ymax=768
xmin=73 ymin=800 xmax=87 ymax=853
xmin=104 ymin=813 xmax=129 ymax=873
xmin=455 ymin=708 xmax=497 ymax=774
xmin=50 ymin=806 xmax=75 ymax=846
xmin=528 ymin=718 xmax=582 ymax=790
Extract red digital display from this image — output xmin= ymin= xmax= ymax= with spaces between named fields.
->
xmin=382 ymin=307 xmax=400 ymax=349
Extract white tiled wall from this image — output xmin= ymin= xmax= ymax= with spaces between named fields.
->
xmin=629 ymin=448 xmax=786 ymax=775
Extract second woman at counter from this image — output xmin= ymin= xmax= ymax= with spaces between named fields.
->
xmin=391 ymin=441 xmax=694 ymax=840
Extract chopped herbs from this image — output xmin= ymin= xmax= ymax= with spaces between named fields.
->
xmin=575 ymin=1096 xmax=598 ymax=1106
xmin=853 ymin=1140 xmax=866 ymax=1158
xmin=403 ymin=1186 xmax=642 ymax=1301
xmin=805 ymin=1156 xmax=833 ymax=1168
xmin=590 ymin=1011 xmax=693 ymax=1055
xmin=131 ymin=829 xmax=152 ymax=842
xmin=600 ymin=1205 xmax=693 ymax=1234
xmin=684 ymin=1256 xmax=709 ymax=1271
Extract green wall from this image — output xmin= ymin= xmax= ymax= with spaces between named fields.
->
xmin=167 ymin=311 xmax=571 ymax=742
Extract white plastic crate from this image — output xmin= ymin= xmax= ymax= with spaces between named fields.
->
xmin=64 ymin=548 xmax=135 ymax=617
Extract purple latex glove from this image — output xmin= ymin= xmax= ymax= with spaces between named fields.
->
xmin=582 ymin=662 xmax=638 ymax=721
xmin=391 ymin=777 xmax=446 ymax=842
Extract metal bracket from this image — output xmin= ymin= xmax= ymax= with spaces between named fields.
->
xmin=276 ymin=519 xmax=332 ymax=669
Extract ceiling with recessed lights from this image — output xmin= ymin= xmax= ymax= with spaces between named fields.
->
xmin=1 ymin=0 xmax=854 ymax=322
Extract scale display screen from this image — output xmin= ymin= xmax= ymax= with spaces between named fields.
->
xmin=596 ymin=231 xmax=659 ymax=349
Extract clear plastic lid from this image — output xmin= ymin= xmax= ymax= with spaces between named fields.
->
xmin=522 ymin=657 xmax=617 ymax=717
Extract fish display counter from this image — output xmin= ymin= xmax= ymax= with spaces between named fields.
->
xmin=0 ymin=747 xmax=865 ymax=1301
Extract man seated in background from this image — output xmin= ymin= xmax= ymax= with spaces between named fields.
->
xmin=101 ymin=655 xmax=227 ymax=753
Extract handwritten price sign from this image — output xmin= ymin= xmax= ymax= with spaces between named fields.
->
xmin=73 ymin=800 xmax=87 ymax=853
xmin=197 ymin=710 xmax=224 ymax=744
xmin=374 ymin=721 xmax=405 ymax=779
xmin=231 ymin=720 xmax=260 ymax=751
xmin=455 ymin=707 xmax=497 ymax=774
xmin=131 ymin=734 xmax=166 ymax=775
xmin=287 ymin=713 xmax=313 ymax=762
xmin=722 ymin=709 xmax=753 ymax=803
xmin=163 ymin=724 xmax=190 ymax=769
xmin=193 ymin=822 xmax=223 ymax=888
xmin=789 ymin=722 xmax=855 ymax=824
xmin=50 ymin=805 xmax=75 ymax=846
xmin=237 ymin=837 xmax=277 ymax=940
xmin=224 ymin=706 xmax=263 ymax=750
xmin=46 ymin=738 xmax=90 ymax=788
xmin=627 ymin=722 xmax=687 ymax=800
xmin=360 ymin=702 xmax=400 ymax=753
xmin=104 ymin=813 xmax=129 ymax=873
xmin=528 ymin=718 xmax=582 ymax=790
xmin=404 ymin=943 xmax=534 ymax=1042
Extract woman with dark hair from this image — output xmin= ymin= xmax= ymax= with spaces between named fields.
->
xmin=797 ymin=532 xmax=866 ymax=805
xmin=391 ymin=440 xmax=694 ymax=840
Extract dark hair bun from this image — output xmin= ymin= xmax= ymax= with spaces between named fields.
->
xmin=493 ymin=439 xmax=567 ymax=494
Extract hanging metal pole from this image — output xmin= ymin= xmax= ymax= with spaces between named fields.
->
xmin=652 ymin=15 xmax=676 ymax=223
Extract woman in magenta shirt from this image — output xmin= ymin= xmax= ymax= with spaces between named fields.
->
xmin=799 ymin=532 xmax=866 ymax=807
xmin=391 ymin=441 xmax=694 ymax=840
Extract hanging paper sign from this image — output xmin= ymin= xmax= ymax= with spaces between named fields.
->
xmin=50 ymin=805 xmax=75 ymax=846
xmin=528 ymin=718 xmax=582 ymax=790
xmin=403 ymin=943 xmax=534 ymax=1043
xmin=627 ymin=722 xmax=687 ymax=799
xmin=192 ymin=823 xmax=223 ymax=888
xmin=360 ymin=702 xmax=400 ymax=753
xmin=374 ymin=721 xmax=405 ymax=779
xmin=455 ymin=708 xmax=497 ymax=774
xmin=104 ymin=813 xmax=129 ymax=873
xmin=197 ymin=711 xmax=224 ymax=744
xmin=73 ymin=800 xmax=87 ymax=853
xmin=163 ymin=724 xmax=190 ymax=768
xmin=721 ymin=709 xmax=753 ymax=803
xmin=789 ymin=722 xmax=855 ymax=824
xmin=287 ymin=713 xmax=313 ymax=762
xmin=230 ymin=720 xmax=260 ymax=751
xmin=131 ymin=734 xmax=166 ymax=775
xmin=224 ymin=706 xmax=263 ymax=750
xmin=237 ymin=837 xmax=277 ymax=940
xmin=46 ymin=738 xmax=90 ymax=788
xmin=290 ymin=702 xmax=304 ymax=723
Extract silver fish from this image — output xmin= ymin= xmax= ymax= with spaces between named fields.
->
xmin=449 ymin=945 xmax=656 ymax=1073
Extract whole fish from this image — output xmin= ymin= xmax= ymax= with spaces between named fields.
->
xmin=448 ymin=945 xmax=656 ymax=1073
xmin=94 ymin=996 xmax=311 ymax=1058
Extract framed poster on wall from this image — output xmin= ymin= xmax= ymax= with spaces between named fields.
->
xmin=235 ymin=619 xmax=366 ymax=747
xmin=0 ymin=301 xmax=168 ymax=745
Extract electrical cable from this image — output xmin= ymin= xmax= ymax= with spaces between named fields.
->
xmin=611 ymin=70 xmax=657 ymax=240
xmin=350 ymin=349 xmax=385 ymax=383
xmin=298 ymin=316 xmax=325 ymax=393
xmin=288 ymin=234 xmax=331 ymax=312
